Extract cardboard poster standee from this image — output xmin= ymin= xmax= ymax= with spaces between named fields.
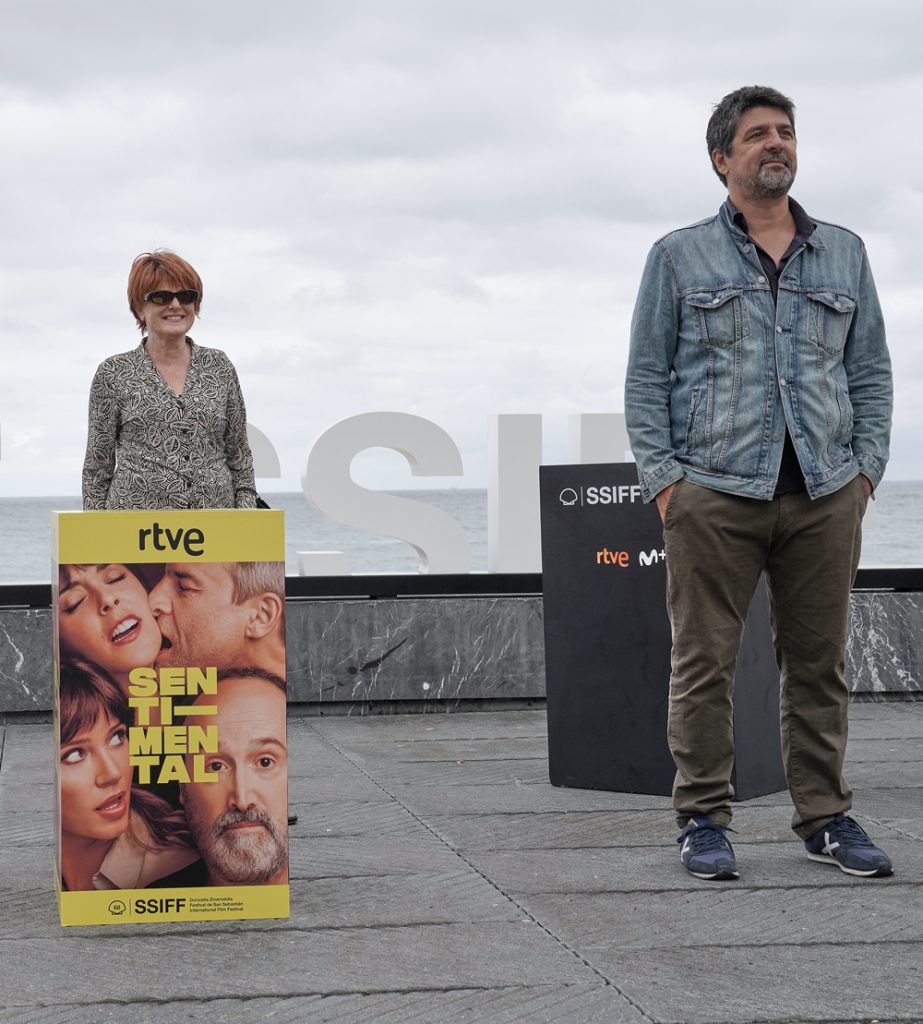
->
xmin=52 ymin=509 xmax=289 ymax=927
xmin=540 ymin=463 xmax=786 ymax=799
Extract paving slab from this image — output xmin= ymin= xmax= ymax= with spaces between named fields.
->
xmin=845 ymin=786 xmax=923 ymax=819
xmin=328 ymin=736 xmax=551 ymax=763
xmin=841 ymin=759 xmax=923 ymax=788
xmin=843 ymin=735 xmax=923 ymax=761
xmin=520 ymin=885 xmax=923 ymax=948
xmin=874 ymin=817 xmax=923 ymax=841
xmin=591 ymin=944 xmax=923 ymax=1023
xmin=310 ymin=709 xmax=549 ymax=741
xmin=0 ymin=922 xmax=597 ymax=1004
xmin=0 ymin=809 xmax=54 ymax=847
xmin=288 ymin=832 xmax=466 ymax=880
xmin=383 ymin=781 xmax=674 ymax=814
xmin=355 ymin=756 xmax=551 ymax=788
xmin=0 ymin=780 xmax=54 ymax=814
xmin=287 ymin=771 xmax=392 ymax=804
xmin=287 ymin=797 xmax=429 ymax=838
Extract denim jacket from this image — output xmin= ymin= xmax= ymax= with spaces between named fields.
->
xmin=624 ymin=202 xmax=892 ymax=502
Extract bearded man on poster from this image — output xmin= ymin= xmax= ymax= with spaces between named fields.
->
xmin=152 ymin=668 xmax=289 ymax=888
xmin=624 ymin=85 xmax=894 ymax=881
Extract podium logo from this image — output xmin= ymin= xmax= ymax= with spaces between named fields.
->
xmin=596 ymin=547 xmax=666 ymax=568
xmin=586 ymin=484 xmax=642 ymax=505
xmin=134 ymin=898 xmax=188 ymax=914
xmin=138 ymin=522 xmax=205 ymax=557
xmin=596 ymin=547 xmax=630 ymax=567
xmin=560 ymin=484 xmax=642 ymax=507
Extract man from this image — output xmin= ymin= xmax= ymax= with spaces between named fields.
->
xmin=624 ymin=86 xmax=893 ymax=881
xmin=174 ymin=668 xmax=289 ymax=887
xmin=149 ymin=561 xmax=285 ymax=678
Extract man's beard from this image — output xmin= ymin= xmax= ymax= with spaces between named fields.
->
xmin=741 ymin=153 xmax=794 ymax=199
xmin=733 ymin=151 xmax=790 ymax=199
xmin=189 ymin=805 xmax=288 ymax=885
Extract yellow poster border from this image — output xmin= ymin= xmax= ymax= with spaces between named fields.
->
xmin=58 ymin=883 xmax=290 ymax=926
xmin=55 ymin=510 xmax=285 ymax=564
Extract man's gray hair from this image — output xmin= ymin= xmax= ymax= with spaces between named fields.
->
xmin=706 ymin=85 xmax=795 ymax=185
xmin=227 ymin=562 xmax=286 ymax=644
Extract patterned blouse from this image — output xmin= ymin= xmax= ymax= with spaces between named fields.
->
xmin=82 ymin=339 xmax=257 ymax=511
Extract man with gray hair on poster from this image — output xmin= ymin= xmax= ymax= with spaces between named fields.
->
xmin=624 ymin=85 xmax=894 ymax=880
xmin=149 ymin=561 xmax=285 ymax=679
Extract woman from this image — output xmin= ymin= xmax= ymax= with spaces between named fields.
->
xmin=58 ymin=659 xmax=199 ymax=891
xmin=58 ymin=563 xmax=162 ymax=694
xmin=82 ymin=249 xmax=257 ymax=510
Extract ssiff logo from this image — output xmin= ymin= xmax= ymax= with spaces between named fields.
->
xmin=559 ymin=484 xmax=642 ymax=507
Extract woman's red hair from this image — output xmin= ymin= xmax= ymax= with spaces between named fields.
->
xmin=127 ymin=250 xmax=203 ymax=331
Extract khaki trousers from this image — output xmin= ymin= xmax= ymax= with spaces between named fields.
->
xmin=663 ymin=475 xmax=866 ymax=838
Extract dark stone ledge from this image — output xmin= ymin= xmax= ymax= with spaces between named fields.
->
xmin=1 ymin=585 xmax=921 ymax=714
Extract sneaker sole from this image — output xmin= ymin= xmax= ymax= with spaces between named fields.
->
xmin=686 ymin=867 xmax=740 ymax=880
xmin=805 ymin=852 xmax=893 ymax=877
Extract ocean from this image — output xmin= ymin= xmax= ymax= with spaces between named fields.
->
xmin=1 ymin=482 xmax=920 ymax=583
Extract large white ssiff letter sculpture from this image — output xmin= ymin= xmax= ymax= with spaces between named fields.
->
xmin=301 ymin=412 xmax=471 ymax=574
xmin=486 ymin=412 xmax=632 ymax=572
xmin=297 ymin=411 xmax=632 ymax=575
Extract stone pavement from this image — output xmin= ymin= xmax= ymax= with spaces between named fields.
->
xmin=2 ymin=701 xmax=923 ymax=1024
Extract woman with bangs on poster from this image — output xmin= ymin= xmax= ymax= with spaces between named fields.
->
xmin=58 ymin=659 xmax=199 ymax=891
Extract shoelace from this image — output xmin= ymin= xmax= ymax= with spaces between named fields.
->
xmin=826 ymin=815 xmax=874 ymax=847
xmin=678 ymin=822 xmax=733 ymax=852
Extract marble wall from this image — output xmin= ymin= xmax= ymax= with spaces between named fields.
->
xmin=284 ymin=597 xmax=544 ymax=704
xmin=2 ymin=592 xmax=920 ymax=714
xmin=848 ymin=592 xmax=923 ymax=694
xmin=1 ymin=609 xmax=51 ymax=714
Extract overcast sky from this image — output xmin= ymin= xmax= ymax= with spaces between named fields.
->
xmin=1 ymin=0 xmax=921 ymax=497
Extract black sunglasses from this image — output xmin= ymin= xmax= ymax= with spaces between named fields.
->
xmin=144 ymin=289 xmax=199 ymax=306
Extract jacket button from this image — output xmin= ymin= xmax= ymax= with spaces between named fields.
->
xmin=776 ymin=325 xmax=783 ymax=333
xmin=757 ymin=275 xmax=766 ymax=284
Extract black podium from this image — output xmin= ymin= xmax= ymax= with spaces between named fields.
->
xmin=540 ymin=463 xmax=786 ymax=799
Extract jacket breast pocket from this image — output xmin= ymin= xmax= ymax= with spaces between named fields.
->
xmin=685 ymin=288 xmax=748 ymax=349
xmin=807 ymin=291 xmax=856 ymax=354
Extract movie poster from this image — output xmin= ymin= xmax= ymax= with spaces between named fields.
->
xmin=52 ymin=509 xmax=289 ymax=927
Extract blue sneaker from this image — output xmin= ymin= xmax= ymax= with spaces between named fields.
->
xmin=677 ymin=818 xmax=739 ymax=880
xmin=804 ymin=815 xmax=893 ymax=877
